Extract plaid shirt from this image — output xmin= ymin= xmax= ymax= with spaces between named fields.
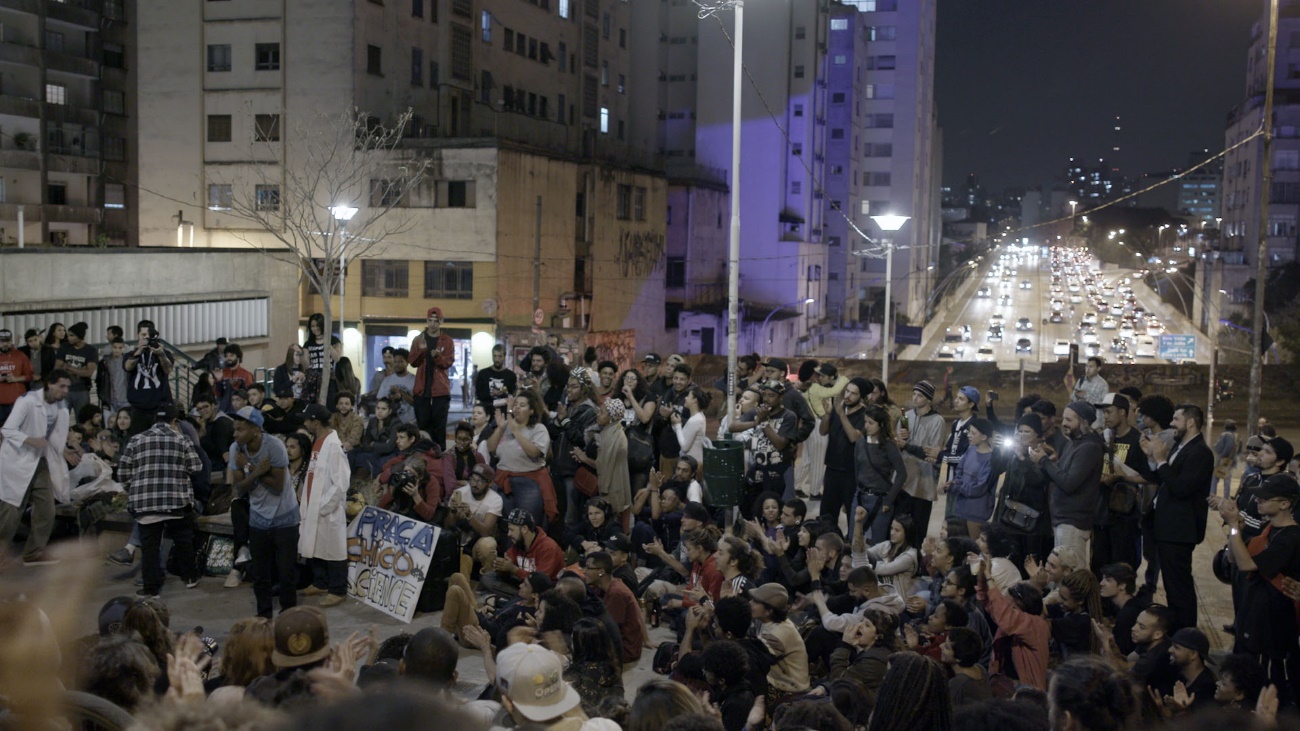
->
xmin=119 ymin=422 xmax=202 ymax=515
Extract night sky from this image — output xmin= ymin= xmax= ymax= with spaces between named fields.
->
xmin=935 ymin=0 xmax=1262 ymax=193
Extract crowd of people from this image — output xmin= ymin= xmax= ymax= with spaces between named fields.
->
xmin=1 ymin=314 xmax=1299 ymax=730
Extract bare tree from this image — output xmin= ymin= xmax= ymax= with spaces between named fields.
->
xmin=214 ymin=107 xmax=432 ymax=404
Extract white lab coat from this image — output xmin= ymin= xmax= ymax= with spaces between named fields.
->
xmin=0 ymin=389 xmax=70 ymax=506
xmin=298 ymin=430 xmax=351 ymax=561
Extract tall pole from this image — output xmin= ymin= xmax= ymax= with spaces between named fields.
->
xmin=725 ymin=0 xmax=744 ymax=416
xmin=533 ymin=195 xmax=542 ymax=315
xmin=882 ymin=237 xmax=893 ymax=386
xmin=1207 ymin=280 xmax=1221 ymax=441
xmin=1249 ymin=0 xmax=1278 ymax=432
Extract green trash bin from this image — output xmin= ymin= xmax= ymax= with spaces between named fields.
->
xmin=703 ymin=439 xmax=745 ymax=508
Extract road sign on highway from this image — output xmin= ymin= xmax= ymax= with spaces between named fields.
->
xmin=894 ymin=325 xmax=923 ymax=346
xmin=1158 ymin=334 xmax=1197 ymax=362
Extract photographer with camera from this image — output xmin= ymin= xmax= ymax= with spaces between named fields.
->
xmin=377 ymin=456 xmax=435 ymax=521
xmin=377 ymin=423 xmax=455 ymax=513
xmin=123 ymin=320 xmax=174 ymax=437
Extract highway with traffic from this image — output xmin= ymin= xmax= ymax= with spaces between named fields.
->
xmin=912 ymin=245 xmax=1211 ymax=365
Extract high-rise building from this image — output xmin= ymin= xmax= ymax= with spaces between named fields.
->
xmin=1176 ymin=149 xmax=1223 ymax=226
xmin=0 ymin=0 xmax=133 ymax=247
xmin=135 ymin=0 xmax=677 ymax=373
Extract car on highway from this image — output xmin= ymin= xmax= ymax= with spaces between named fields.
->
xmin=936 ymin=345 xmax=956 ymax=359
xmin=1080 ymin=327 xmax=1099 ymax=345
xmin=1110 ymin=337 xmax=1128 ymax=353
xmin=1020 ymin=279 xmax=1032 ymax=290
xmin=944 ymin=327 xmax=968 ymax=343
xmin=1053 ymin=339 xmax=1072 ymax=357
xmin=987 ymin=325 xmax=1004 ymax=342
xmin=977 ymin=286 xmax=990 ymax=298
xmin=1116 ymin=352 xmax=1135 ymax=364
xmin=1147 ymin=322 xmax=1164 ymax=336
xmin=976 ymin=346 xmax=996 ymax=362
xmin=1050 ymin=298 xmax=1065 ymax=310
xmin=999 ymin=294 xmax=1013 ymax=306
xmin=1135 ymin=335 xmax=1156 ymax=358
xmin=989 ymin=312 xmax=1007 ymax=326
xmin=1015 ymin=337 xmax=1032 ymax=353
xmin=1015 ymin=317 xmax=1033 ymax=331
xmin=1100 ymin=317 xmax=1117 ymax=330
xmin=1118 ymin=324 xmax=1135 ymax=340
xmin=1068 ymin=282 xmax=1081 ymax=292
xmin=1069 ymin=293 xmax=1083 ymax=304
xmin=1082 ymin=311 xmax=1098 ymax=325
xmin=1085 ymin=342 xmax=1102 ymax=358
xmin=1049 ymin=310 xmax=1064 ymax=323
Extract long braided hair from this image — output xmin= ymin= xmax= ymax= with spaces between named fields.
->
xmin=866 ymin=651 xmax=952 ymax=731
xmin=1061 ymin=569 xmax=1105 ymax=655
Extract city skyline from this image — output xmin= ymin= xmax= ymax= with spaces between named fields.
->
xmin=936 ymin=0 xmax=1260 ymax=191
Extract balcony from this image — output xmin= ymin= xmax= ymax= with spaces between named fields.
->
xmin=45 ymin=203 xmax=101 ymax=224
xmin=0 ymin=95 xmax=41 ymax=119
xmin=0 ymin=42 xmax=43 ymax=68
xmin=48 ymin=151 xmax=100 ymax=174
xmin=0 ymin=149 xmax=40 ymax=170
xmin=45 ymin=50 xmax=98 ymax=78
xmin=0 ymin=0 xmax=41 ymax=16
xmin=46 ymin=0 xmax=100 ymax=29
xmin=45 ymin=102 xmax=98 ymax=126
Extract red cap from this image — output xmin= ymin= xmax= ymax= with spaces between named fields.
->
xmin=427 ymin=306 xmax=443 ymax=320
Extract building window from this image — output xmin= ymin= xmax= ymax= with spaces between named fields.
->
xmin=105 ymin=183 xmax=125 ymax=209
xmin=666 ymin=257 xmax=686 ymax=287
xmin=616 ymin=184 xmax=631 ymax=220
xmin=867 ymin=172 xmax=891 ymax=186
xmin=424 ymin=261 xmax=474 ymax=299
xmin=430 ymin=60 xmax=439 ymax=86
xmin=207 ymin=184 xmax=232 ymax=210
xmin=828 ymin=235 xmax=842 ymax=246
xmin=45 ymin=84 xmax=66 ymax=105
xmin=413 ymin=0 xmax=423 ymax=17
xmin=867 ymin=55 xmax=896 ymax=70
xmin=451 ymin=24 xmax=472 ymax=79
xmin=791 ymin=181 xmax=802 ymax=195
xmin=529 ymin=37 xmax=538 ymax=59
xmin=794 ymin=26 xmax=806 ymax=39
xmin=600 ymin=106 xmax=609 ymax=134
xmin=367 ymin=45 xmax=383 ymax=75
xmin=793 ymin=65 xmax=806 ymax=78
xmin=104 ymin=90 xmax=125 ymax=115
xmin=831 ymin=92 xmax=845 ymax=103
xmin=619 ymin=28 xmax=626 ymax=48
xmin=794 ymin=104 xmax=803 ymax=117
xmin=254 ymin=114 xmax=281 ymax=141
xmin=618 ymin=74 xmax=625 ymax=94
xmin=833 ymin=54 xmax=846 ymax=65
xmin=411 ymin=48 xmax=423 ymax=84
xmin=867 ymin=25 xmax=897 ymax=41
xmin=831 ymin=128 xmax=845 ymax=139
xmin=830 ymin=18 xmax=849 ymax=30
xmin=104 ymin=137 xmax=125 ymax=161
xmin=362 ymin=260 xmax=410 ymax=298
xmin=255 ymin=43 xmax=280 ymax=70
xmin=865 ymin=83 xmax=895 ymax=99
xmin=559 ymin=0 xmax=570 ymax=19
xmin=102 ymin=42 xmax=125 ymax=68
xmin=207 ymin=44 xmax=231 ymax=72
xmin=792 ymin=143 xmax=803 ymax=156
xmin=371 ymin=179 xmax=404 ymax=207
xmin=665 ymin=302 xmax=682 ymax=330
xmin=45 ymin=30 xmax=64 ymax=52
xmin=601 ymin=60 xmax=608 ymax=86
xmin=602 ymin=12 xmax=610 ymax=38
xmin=255 ymin=185 xmax=280 ymax=211
xmin=865 ymin=113 xmax=894 ymax=128
xmin=47 ymin=182 xmax=67 ymax=205
xmin=442 ymin=180 xmax=475 ymax=207
xmin=633 ymin=186 xmax=646 ymax=220
xmin=207 ymin=114 xmax=232 ymax=142
xmin=865 ymin=142 xmax=893 ymax=157
xmin=481 ymin=11 xmax=492 ymax=41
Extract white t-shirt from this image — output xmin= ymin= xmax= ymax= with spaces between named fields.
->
xmin=453 ymin=484 xmax=504 ymax=522
xmin=494 ymin=422 xmax=550 ymax=472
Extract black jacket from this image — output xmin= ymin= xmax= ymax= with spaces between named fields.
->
xmin=1150 ymin=433 xmax=1215 ymax=545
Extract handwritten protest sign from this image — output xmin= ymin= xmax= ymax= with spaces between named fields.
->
xmin=346 ymin=506 xmax=439 ymax=622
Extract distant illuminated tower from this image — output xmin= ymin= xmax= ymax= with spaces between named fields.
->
xmin=1111 ymin=115 xmax=1122 ymax=179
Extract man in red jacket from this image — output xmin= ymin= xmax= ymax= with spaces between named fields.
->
xmin=407 ymin=306 xmax=455 ymax=451
xmin=0 ymin=329 xmax=34 ymax=425
xmin=484 ymin=508 xmax=564 ymax=596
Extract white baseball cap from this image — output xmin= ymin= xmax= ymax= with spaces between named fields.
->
xmin=495 ymin=643 xmax=581 ymax=722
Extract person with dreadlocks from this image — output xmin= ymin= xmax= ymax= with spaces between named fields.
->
xmin=865 ymin=651 xmax=953 ymax=731
xmin=1049 ymin=569 xmax=1104 ymax=659
xmin=555 ymin=366 xmax=600 ymax=531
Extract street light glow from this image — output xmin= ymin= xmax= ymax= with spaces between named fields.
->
xmin=871 ymin=214 xmax=909 ymax=231
xmin=331 ymin=205 xmax=358 ymax=221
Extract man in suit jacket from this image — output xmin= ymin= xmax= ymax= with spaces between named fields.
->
xmin=1143 ymin=403 xmax=1215 ymax=631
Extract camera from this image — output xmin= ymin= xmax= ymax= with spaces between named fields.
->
xmin=987 ymin=390 xmax=998 ymax=402
xmin=390 ymin=469 xmax=416 ymax=491
xmin=148 ymin=335 xmax=161 ymax=349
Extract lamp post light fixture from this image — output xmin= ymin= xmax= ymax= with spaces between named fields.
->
xmin=331 ymin=204 xmax=359 ymax=327
xmin=762 ymin=297 xmax=816 ymax=347
xmin=871 ymin=213 xmax=909 ymax=386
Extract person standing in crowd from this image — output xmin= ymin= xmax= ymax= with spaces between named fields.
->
xmin=759 ymin=358 xmax=815 ymax=500
xmin=54 ymin=322 xmax=97 ymax=416
xmin=0 ymin=329 xmax=33 ymax=425
xmin=820 ymin=377 xmax=871 ymax=533
xmin=1071 ymin=357 xmax=1109 ymax=425
xmin=123 ymin=320 xmax=173 ymax=437
xmin=1212 ymin=419 xmax=1240 ymax=499
xmin=228 ymin=405 xmax=299 ymax=618
xmin=378 ymin=348 xmax=417 ymax=425
xmin=795 ymin=362 xmax=847 ymax=500
xmin=408 ymin=306 xmax=455 ymax=447
xmin=117 ymin=403 xmax=204 ymax=596
xmin=741 ymin=381 xmax=798 ymax=514
xmin=474 ymin=343 xmax=517 ymax=411
xmin=897 ymin=380 xmax=945 ymax=536
xmin=1143 ymin=403 xmax=1214 ymax=631
xmin=214 ymin=343 xmax=255 ymax=413
xmin=1031 ymin=401 xmax=1103 ymax=565
xmin=0 ymin=370 xmax=71 ymax=566
xmin=298 ymin=403 xmax=351 ymax=608
xmin=992 ymin=413 xmax=1053 ymax=561
xmin=938 ymin=385 xmax=982 ymax=518
xmin=18 ymin=328 xmax=52 ymax=387
xmin=95 ymin=337 xmax=129 ymax=422
xmin=1093 ymin=393 xmax=1150 ymax=575
xmin=1135 ymin=393 xmax=1176 ymax=595
xmin=300 ymin=313 xmax=339 ymax=406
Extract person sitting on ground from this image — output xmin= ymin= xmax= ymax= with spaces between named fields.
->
xmin=442 ymin=571 xmax=553 ymax=650
xmin=942 ymin=626 xmax=991 ymax=708
xmin=445 ymin=463 xmax=503 ymax=575
xmin=563 ymin=617 xmax=625 ymax=715
xmin=397 ymin=627 xmax=501 ymax=725
xmin=863 ymin=513 xmax=922 ymax=598
xmin=206 ymin=617 xmax=275 ymax=704
xmin=350 ymin=396 xmax=400 ymax=478
xmin=749 ymin=582 xmax=810 ymax=700
xmin=448 ymin=420 xmax=486 ymax=486
xmin=566 ymin=497 xmax=627 ymax=556
xmin=822 ymin=607 xmax=899 ymax=697
xmin=975 ymin=558 xmax=1050 ymax=690
xmin=901 ymin=598 xmax=969 ymax=663
xmin=482 ymin=508 xmax=565 ymax=595
xmin=700 ymin=639 xmax=754 ymax=731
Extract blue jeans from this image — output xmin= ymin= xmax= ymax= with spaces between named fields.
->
xmin=501 ymin=478 xmax=545 ymax=531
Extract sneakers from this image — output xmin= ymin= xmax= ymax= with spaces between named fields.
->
xmin=136 ymin=589 xmax=160 ymax=598
xmin=22 ymin=551 xmax=60 ymax=567
xmin=302 ymin=585 xmax=329 ymax=597
xmin=319 ymin=594 xmax=346 ymax=608
xmin=185 ymin=577 xmax=201 ymax=589
xmin=223 ymin=569 xmax=243 ymax=588
xmin=107 ymin=548 xmax=136 ymax=566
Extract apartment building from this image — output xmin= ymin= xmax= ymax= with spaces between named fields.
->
xmin=0 ymin=0 xmax=132 ymax=247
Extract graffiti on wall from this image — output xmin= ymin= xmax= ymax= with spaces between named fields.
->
xmin=617 ymin=230 xmax=665 ymax=278
xmin=584 ymin=329 xmax=638 ymax=374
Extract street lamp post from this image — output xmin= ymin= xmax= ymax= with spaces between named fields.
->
xmin=871 ymin=214 xmax=909 ymax=386
xmin=762 ymin=298 xmax=816 ymax=348
xmin=330 ymin=204 xmax=358 ymax=326
xmin=1250 ymin=0 xmax=1279 ymax=433
xmin=1068 ymin=200 xmax=1077 ymax=229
